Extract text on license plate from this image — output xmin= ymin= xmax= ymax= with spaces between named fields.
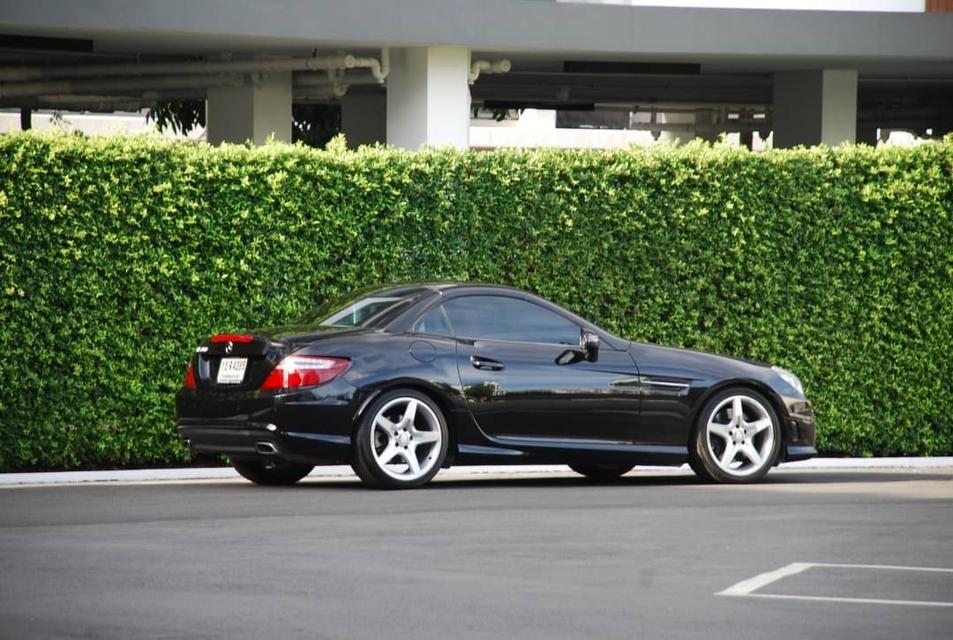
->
xmin=217 ymin=358 xmax=248 ymax=384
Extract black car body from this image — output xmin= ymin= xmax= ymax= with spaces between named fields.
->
xmin=176 ymin=283 xmax=816 ymax=488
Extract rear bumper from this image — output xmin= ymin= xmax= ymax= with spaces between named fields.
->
xmin=175 ymin=377 xmax=360 ymax=465
xmin=178 ymin=421 xmax=278 ymax=457
xmin=177 ymin=420 xmax=351 ymax=465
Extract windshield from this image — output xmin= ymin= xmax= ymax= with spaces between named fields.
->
xmin=295 ymin=285 xmax=432 ymax=328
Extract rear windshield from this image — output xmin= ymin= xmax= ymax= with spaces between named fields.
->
xmin=295 ymin=285 xmax=431 ymax=328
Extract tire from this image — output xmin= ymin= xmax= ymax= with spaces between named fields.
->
xmin=569 ymin=464 xmax=634 ymax=482
xmin=352 ymin=389 xmax=449 ymax=489
xmin=689 ymin=386 xmax=781 ymax=484
xmin=231 ymin=458 xmax=314 ymax=486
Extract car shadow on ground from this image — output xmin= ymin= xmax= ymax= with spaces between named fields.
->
xmin=281 ymin=469 xmax=953 ymax=491
xmin=761 ymin=470 xmax=953 ymax=484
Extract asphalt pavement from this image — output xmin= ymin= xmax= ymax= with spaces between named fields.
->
xmin=1 ymin=466 xmax=951 ymax=639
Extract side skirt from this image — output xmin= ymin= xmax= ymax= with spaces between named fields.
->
xmin=454 ymin=438 xmax=688 ymax=467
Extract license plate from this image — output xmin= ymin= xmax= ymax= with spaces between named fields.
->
xmin=217 ymin=358 xmax=248 ymax=384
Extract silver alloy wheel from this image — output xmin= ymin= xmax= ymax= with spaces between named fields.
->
xmin=704 ymin=394 xmax=775 ymax=477
xmin=370 ymin=396 xmax=443 ymax=482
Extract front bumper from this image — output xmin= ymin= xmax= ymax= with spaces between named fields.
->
xmin=781 ymin=398 xmax=817 ymax=461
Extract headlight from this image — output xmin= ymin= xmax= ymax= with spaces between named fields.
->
xmin=772 ymin=366 xmax=804 ymax=395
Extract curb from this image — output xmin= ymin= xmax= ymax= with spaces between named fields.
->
xmin=1 ymin=457 xmax=952 ymax=487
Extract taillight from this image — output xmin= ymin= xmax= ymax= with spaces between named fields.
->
xmin=211 ymin=334 xmax=254 ymax=343
xmin=184 ymin=361 xmax=197 ymax=389
xmin=259 ymin=356 xmax=350 ymax=391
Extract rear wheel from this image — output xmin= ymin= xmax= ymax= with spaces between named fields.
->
xmin=569 ymin=464 xmax=634 ymax=482
xmin=231 ymin=458 xmax=314 ymax=486
xmin=689 ymin=387 xmax=780 ymax=483
xmin=352 ymin=389 xmax=449 ymax=489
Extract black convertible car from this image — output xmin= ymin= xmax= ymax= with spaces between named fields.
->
xmin=177 ymin=283 xmax=816 ymax=489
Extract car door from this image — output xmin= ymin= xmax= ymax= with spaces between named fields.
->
xmin=435 ymin=294 xmax=642 ymax=445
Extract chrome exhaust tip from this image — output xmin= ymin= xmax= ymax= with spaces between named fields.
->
xmin=256 ymin=441 xmax=278 ymax=455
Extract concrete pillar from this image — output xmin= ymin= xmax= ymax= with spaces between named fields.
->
xmin=739 ymin=108 xmax=754 ymax=150
xmin=657 ymin=112 xmax=694 ymax=145
xmin=694 ymin=108 xmax=720 ymax=142
xmin=342 ymin=92 xmax=387 ymax=148
xmin=206 ymin=72 xmax=292 ymax=145
xmin=772 ymin=70 xmax=858 ymax=148
xmin=386 ymin=47 xmax=470 ymax=149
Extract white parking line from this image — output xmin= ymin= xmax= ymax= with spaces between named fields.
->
xmin=807 ymin=562 xmax=953 ymax=573
xmin=717 ymin=562 xmax=953 ymax=608
xmin=717 ymin=562 xmax=814 ymax=596
xmin=729 ymin=593 xmax=953 ymax=608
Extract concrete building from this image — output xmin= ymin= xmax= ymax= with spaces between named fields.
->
xmin=0 ymin=0 xmax=951 ymax=149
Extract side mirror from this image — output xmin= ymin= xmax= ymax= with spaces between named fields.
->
xmin=580 ymin=330 xmax=600 ymax=362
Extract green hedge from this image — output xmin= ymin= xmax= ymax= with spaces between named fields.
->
xmin=1 ymin=132 xmax=951 ymax=470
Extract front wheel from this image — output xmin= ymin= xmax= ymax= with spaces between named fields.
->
xmin=569 ymin=464 xmax=634 ymax=482
xmin=689 ymin=387 xmax=780 ymax=483
xmin=231 ymin=458 xmax=314 ymax=486
xmin=352 ymin=389 xmax=449 ymax=489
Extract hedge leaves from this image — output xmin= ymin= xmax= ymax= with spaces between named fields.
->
xmin=0 ymin=133 xmax=950 ymax=470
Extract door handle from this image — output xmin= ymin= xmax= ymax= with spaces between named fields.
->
xmin=471 ymin=355 xmax=504 ymax=371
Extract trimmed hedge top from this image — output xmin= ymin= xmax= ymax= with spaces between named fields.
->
xmin=0 ymin=132 xmax=951 ymax=470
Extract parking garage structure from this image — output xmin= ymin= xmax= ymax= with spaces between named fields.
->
xmin=0 ymin=0 xmax=951 ymax=149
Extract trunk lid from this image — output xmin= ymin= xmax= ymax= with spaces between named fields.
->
xmin=193 ymin=334 xmax=287 ymax=391
xmin=191 ymin=325 xmax=369 ymax=391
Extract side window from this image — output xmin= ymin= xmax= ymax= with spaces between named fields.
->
xmin=442 ymin=295 xmax=580 ymax=345
xmin=414 ymin=304 xmax=453 ymax=336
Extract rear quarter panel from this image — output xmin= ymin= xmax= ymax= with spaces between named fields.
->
xmin=297 ymin=331 xmax=471 ymax=434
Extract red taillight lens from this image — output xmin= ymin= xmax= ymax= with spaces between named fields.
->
xmin=184 ymin=361 xmax=197 ymax=389
xmin=259 ymin=356 xmax=350 ymax=392
xmin=211 ymin=334 xmax=254 ymax=343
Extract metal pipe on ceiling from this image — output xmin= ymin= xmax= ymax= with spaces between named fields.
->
xmin=0 ymin=50 xmax=391 ymax=84
xmin=37 ymin=100 xmax=154 ymax=112
xmin=354 ymin=48 xmax=389 ymax=83
xmin=469 ymin=59 xmax=512 ymax=84
xmin=293 ymin=90 xmax=348 ymax=102
xmin=627 ymin=120 xmax=773 ymax=134
xmin=294 ymin=71 xmax=382 ymax=87
xmin=0 ymin=73 xmax=245 ymax=99
xmin=19 ymin=90 xmax=206 ymax=105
